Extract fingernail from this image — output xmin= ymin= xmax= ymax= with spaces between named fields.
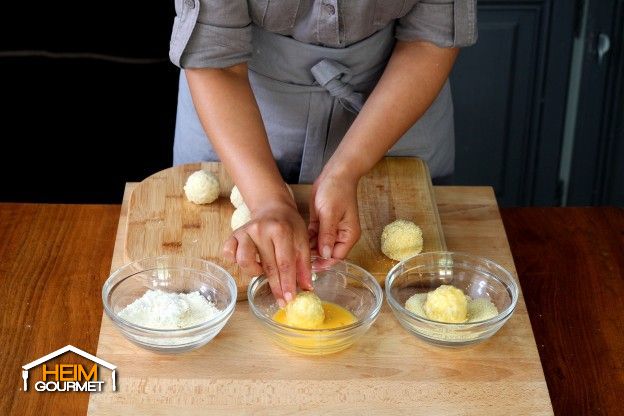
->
xmin=284 ymin=292 xmax=293 ymax=302
xmin=277 ymin=299 xmax=286 ymax=308
xmin=321 ymin=245 xmax=331 ymax=259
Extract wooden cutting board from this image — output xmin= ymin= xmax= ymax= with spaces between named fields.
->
xmin=88 ymin=184 xmax=553 ymax=415
xmin=125 ymin=158 xmax=446 ymax=299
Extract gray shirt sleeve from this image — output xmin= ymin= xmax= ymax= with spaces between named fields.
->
xmin=395 ymin=0 xmax=478 ymax=48
xmin=169 ymin=0 xmax=252 ymax=69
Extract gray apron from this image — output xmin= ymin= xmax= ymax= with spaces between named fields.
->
xmin=174 ymin=23 xmax=455 ymax=183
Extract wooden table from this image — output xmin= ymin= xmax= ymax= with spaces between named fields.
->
xmin=89 ymin=184 xmax=548 ymax=414
xmin=501 ymin=207 xmax=624 ymax=415
xmin=1 ymin=193 xmax=622 ymax=415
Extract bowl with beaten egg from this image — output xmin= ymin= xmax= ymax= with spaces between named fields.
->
xmin=247 ymin=257 xmax=383 ymax=355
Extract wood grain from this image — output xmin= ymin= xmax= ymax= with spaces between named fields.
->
xmin=88 ymin=185 xmax=553 ymax=415
xmin=125 ymin=159 xmax=446 ymax=298
xmin=501 ymin=207 xmax=624 ymax=416
xmin=7 ymin=202 xmax=624 ymax=415
xmin=0 ymin=204 xmax=119 ymax=416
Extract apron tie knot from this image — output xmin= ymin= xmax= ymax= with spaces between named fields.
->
xmin=310 ymin=59 xmax=365 ymax=113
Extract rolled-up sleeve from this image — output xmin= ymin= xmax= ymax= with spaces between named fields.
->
xmin=169 ymin=0 xmax=252 ymax=68
xmin=396 ymin=0 xmax=477 ymax=48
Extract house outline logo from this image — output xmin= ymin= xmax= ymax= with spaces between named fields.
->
xmin=22 ymin=345 xmax=117 ymax=392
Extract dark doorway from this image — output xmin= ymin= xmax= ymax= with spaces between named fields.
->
xmin=567 ymin=0 xmax=624 ymax=205
xmin=450 ymin=0 xmax=579 ymax=206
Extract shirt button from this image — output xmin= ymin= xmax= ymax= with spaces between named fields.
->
xmin=185 ymin=0 xmax=195 ymax=9
xmin=323 ymin=3 xmax=336 ymax=15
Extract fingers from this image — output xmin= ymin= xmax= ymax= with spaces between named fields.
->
xmin=253 ymin=235 xmax=286 ymax=307
xmin=234 ymin=233 xmax=263 ymax=277
xmin=296 ymin=240 xmax=313 ymax=291
xmin=331 ymin=210 xmax=361 ymax=260
xmin=309 ymin=178 xmax=361 ymax=260
xmin=317 ymin=207 xmax=338 ymax=259
xmin=313 ymin=256 xmax=340 ymax=270
xmin=310 ymin=208 xmax=360 ymax=260
xmin=272 ymin=226 xmax=297 ymax=302
xmin=226 ymin=202 xmax=313 ymax=306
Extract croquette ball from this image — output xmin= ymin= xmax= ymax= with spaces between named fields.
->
xmin=230 ymin=185 xmax=245 ymax=208
xmin=423 ymin=285 xmax=468 ymax=323
xmin=231 ymin=204 xmax=251 ymax=230
xmin=380 ymin=219 xmax=423 ymax=261
xmin=183 ymin=170 xmax=219 ymax=205
xmin=284 ymin=291 xmax=325 ymax=329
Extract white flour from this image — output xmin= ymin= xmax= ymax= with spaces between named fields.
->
xmin=118 ymin=289 xmax=220 ymax=329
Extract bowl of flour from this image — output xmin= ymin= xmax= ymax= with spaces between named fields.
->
xmin=102 ymin=256 xmax=237 ymax=353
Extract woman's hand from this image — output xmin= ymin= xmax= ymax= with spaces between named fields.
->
xmin=223 ymin=197 xmax=313 ymax=307
xmin=307 ymin=41 xmax=458 ymax=259
xmin=308 ymin=168 xmax=361 ymax=260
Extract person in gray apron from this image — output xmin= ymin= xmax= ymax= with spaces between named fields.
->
xmin=169 ymin=0 xmax=477 ymax=305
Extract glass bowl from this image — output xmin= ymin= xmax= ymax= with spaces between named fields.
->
xmin=248 ymin=257 xmax=383 ymax=355
xmin=102 ymin=256 xmax=237 ymax=353
xmin=385 ymin=252 xmax=518 ymax=347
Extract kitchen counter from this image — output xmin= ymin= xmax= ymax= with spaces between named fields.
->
xmin=1 ymin=193 xmax=622 ymax=415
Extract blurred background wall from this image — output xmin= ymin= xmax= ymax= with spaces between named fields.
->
xmin=1 ymin=1 xmax=179 ymax=203
xmin=0 ymin=0 xmax=622 ymax=206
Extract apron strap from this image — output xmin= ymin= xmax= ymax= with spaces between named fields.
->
xmin=310 ymin=59 xmax=365 ymax=114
